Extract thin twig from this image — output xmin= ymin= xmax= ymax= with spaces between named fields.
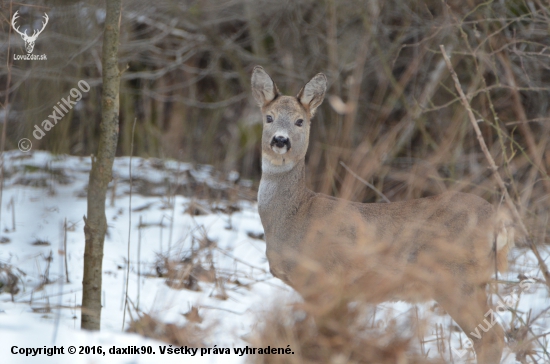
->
xmin=440 ymin=45 xmax=550 ymax=289
xmin=122 ymin=117 xmax=137 ymax=331
xmin=64 ymin=218 xmax=70 ymax=283
xmin=52 ymin=218 xmax=67 ymax=345
xmin=137 ymin=215 xmax=142 ymax=310
xmin=0 ymin=2 xmax=14 ymax=227
xmin=198 ymin=304 xmax=245 ymax=315
xmin=339 ymin=161 xmax=390 ymax=203
xmin=497 ymin=52 xmax=550 ymax=194
xmin=168 ymin=162 xmax=180 ymax=253
xmin=8 ymin=197 xmax=15 ymax=231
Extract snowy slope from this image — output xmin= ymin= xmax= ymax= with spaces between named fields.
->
xmin=0 ymin=151 xmax=290 ymax=363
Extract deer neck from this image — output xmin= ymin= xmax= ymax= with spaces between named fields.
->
xmin=258 ymin=157 xmax=308 ymax=226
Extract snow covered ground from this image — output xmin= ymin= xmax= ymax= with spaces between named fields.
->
xmin=0 ymin=151 xmax=548 ymax=363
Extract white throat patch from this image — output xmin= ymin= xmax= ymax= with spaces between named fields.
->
xmin=272 ymin=145 xmax=288 ymax=155
xmin=262 ymin=154 xmax=295 ymax=174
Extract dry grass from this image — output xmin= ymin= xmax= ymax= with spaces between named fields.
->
xmin=127 ymin=312 xmax=209 ymax=347
xmin=244 ymin=233 xmax=548 ymax=363
xmin=0 ymin=263 xmax=21 ymax=299
xmin=247 ymin=300 xmax=444 ymax=364
xmin=155 ymin=232 xmax=218 ymax=292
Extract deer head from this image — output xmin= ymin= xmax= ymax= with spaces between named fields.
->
xmin=252 ymin=66 xmax=327 ymax=173
xmin=12 ymin=11 xmax=49 ymax=54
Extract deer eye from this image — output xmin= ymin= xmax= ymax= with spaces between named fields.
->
xmin=266 ymin=115 xmax=273 ymax=123
xmin=295 ymin=119 xmax=304 ymax=127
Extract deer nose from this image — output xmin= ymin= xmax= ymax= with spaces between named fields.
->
xmin=270 ymin=136 xmax=291 ymax=149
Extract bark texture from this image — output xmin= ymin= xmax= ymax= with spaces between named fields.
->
xmin=81 ymin=0 xmax=122 ymax=331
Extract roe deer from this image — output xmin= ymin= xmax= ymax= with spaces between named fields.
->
xmin=252 ymin=66 xmax=515 ymax=364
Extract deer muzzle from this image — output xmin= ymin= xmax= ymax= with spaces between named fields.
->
xmin=270 ymin=136 xmax=291 ymax=153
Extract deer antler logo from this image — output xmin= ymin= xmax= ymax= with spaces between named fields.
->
xmin=11 ymin=11 xmax=49 ymax=54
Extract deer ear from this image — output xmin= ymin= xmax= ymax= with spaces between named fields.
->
xmin=251 ymin=66 xmax=279 ymax=107
xmin=297 ymin=73 xmax=327 ymax=117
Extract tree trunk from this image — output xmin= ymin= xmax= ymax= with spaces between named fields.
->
xmin=81 ymin=0 xmax=122 ymax=331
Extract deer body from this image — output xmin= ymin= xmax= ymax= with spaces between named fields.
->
xmin=260 ymin=162 xmax=497 ymax=300
xmin=252 ymin=66 xmax=513 ymax=364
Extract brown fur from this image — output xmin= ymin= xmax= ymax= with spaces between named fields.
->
xmin=252 ymin=66 xmax=515 ymax=364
